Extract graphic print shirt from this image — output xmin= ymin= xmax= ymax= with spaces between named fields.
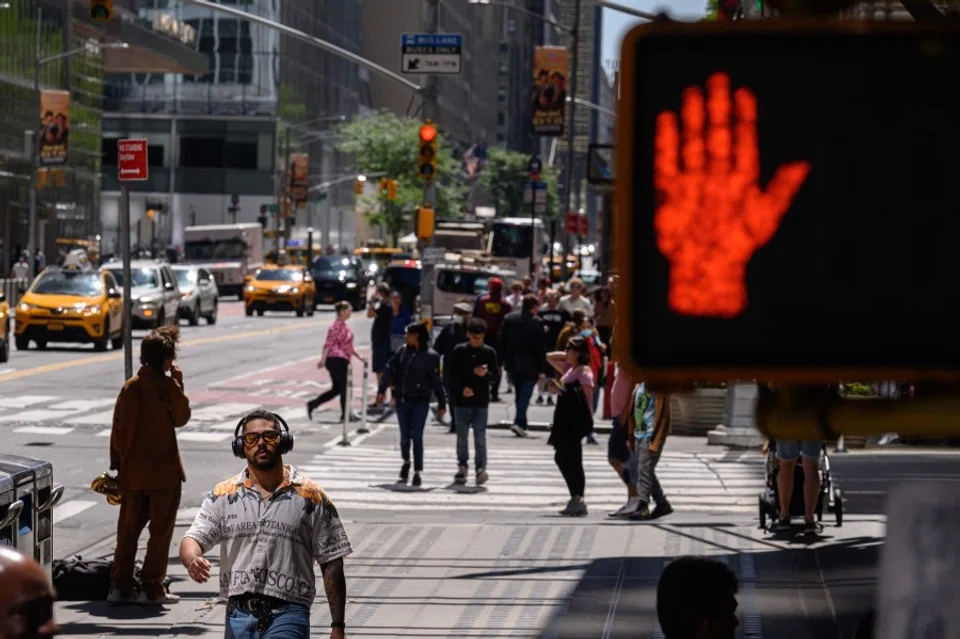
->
xmin=183 ymin=465 xmax=352 ymax=605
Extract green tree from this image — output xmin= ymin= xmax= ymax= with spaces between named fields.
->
xmin=478 ymin=146 xmax=558 ymax=219
xmin=335 ymin=111 xmax=467 ymax=244
xmin=703 ymin=0 xmax=719 ymax=19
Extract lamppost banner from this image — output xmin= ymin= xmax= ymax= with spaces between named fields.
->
xmin=39 ymin=90 xmax=70 ymax=167
xmin=289 ymin=153 xmax=310 ymax=209
xmin=531 ymin=46 xmax=568 ymax=136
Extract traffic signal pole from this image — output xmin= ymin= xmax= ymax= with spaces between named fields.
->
xmin=561 ymin=0 xmax=581 ymax=281
xmin=418 ymin=0 xmax=440 ymax=330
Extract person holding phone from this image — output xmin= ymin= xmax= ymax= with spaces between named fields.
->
xmin=446 ymin=319 xmax=499 ymax=486
xmin=108 ymin=325 xmax=191 ymax=605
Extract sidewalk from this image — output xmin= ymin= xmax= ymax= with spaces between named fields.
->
xmin=53 ymin=511 xmax=883 ymax=638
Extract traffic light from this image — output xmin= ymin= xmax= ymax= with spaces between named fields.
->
xmin=89 ymin=0 xmax=112 ymax=20
xmin=614 ymin=20 xmax=960 ymax=385
xmin=415 ymin=203 xmax=434 ymax=239
xmin=387 ymin=179 xmax=398 ymax=201
xmin=379 ymin=177 xmax=389 ymax=198
xmin=418 ymin=120 xmax=438 ymax=181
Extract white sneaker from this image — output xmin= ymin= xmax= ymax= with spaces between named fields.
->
xmin=106 ymin=583 xmax=134 ymax=605
xmin=608 ymin=497 xmax=641 ymax=518
xmin=135 ymin=588 xmax=181 ymax=605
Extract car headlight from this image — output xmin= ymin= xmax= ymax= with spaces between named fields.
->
xmin=182 ymin=290 xmax=195 ymax=299
xmin=290 ymin=287 xmax=299 ymax=294
xmin=346 ymin=282 xmax=357 ymax=289
xmin=246 ymin=285 xmax=255 ymax=292
xmin=18 ymin=302 xmax=34 ymax=312
xmin=274 ymin=285 xmax=291 ymax=294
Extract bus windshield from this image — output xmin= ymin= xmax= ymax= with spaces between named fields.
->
xmin=491 ymin=223 xmax=532 ymax=259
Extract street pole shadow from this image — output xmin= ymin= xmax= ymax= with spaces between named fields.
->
xmin=370 ymin=483 xmax=437 ymax=493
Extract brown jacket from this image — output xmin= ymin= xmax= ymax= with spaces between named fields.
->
xmin=110 ymin=366 xmax=191 ymax=491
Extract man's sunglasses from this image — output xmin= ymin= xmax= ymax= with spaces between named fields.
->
xmin=241 ymin=430 xmax=281 ymax=446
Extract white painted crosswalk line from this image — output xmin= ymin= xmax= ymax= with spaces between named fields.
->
xmin=301 ymin=446 xmax=765 ymax=513
xmin=0 ymin=395 xmax=59 ymax=409
xmin=53 ymin=500 xmax=97 ymax=523
xmin=68 ymin=409 xmax=114 ymax=425
xmin=14 ymin=426 xmax=74 ymax=435
xmin=177 ymin=431 xmax=233 ymax=442
xmin=47 ymin=399 xmax=116 ymax=411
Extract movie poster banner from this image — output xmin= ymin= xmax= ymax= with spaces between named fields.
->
xmin=288 ymin=153 xmax=309 ymax=208
xmin=39 ymin=90 xmax=70 ymax=166
xmin=531 ymin=46 xmax=568 ymax=136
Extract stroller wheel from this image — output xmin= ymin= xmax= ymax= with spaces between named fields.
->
xmin=835 ymin=489 xmax=843 ymax=527
xmin=758 ymin=495 xmax=767 ymax=530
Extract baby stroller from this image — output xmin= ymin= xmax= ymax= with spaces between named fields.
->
xmin=758 ymin=440 xmax=843 ymax=529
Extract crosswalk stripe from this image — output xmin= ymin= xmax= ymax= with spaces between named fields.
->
xmin=47 ymin=399 xmax=116 ymax=411
xmin=189 ymin=403 xmax=262 ymax=422
xmin=14 ymin=425 xmax=74 ymax=435
xmin=68 ymin=409 xmax=114 ymax=425
xmin=0 ymin=395 xmax=59 ymax=408
xmin=298 ymin=447 xmax=765 ymax=513
xmin=0 ymin=409 xmax=79 ymax=423
xmin=177 ymin=432 xmax=233 ymax=442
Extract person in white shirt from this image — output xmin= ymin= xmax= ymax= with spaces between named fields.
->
xmin=12 ymin=256 xmax=29 ymax=280
xmin=559 ymin=278 xmax=594 ymax=317
xmin=504 ymin=281 xmax=524 ymax=309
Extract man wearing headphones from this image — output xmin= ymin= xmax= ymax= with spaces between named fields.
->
xmin=179 ymin=410 xmax=351 ymax=638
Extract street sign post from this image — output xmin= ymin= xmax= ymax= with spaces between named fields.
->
xmin=401 ymin=33 xmax=462 ymax=75
xmin=527 ymin=156 xmax=543 ymax=277
xmin=116 ymin=139 xmax=148 ymax=380
xmin=523 ymin=182 xmax=547 ymax=215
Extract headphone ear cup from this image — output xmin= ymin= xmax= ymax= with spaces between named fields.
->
xmin=281 ymin=431 xmax=294 ymax=455
xmin=231 ymin=437 xmax=245 ymax=459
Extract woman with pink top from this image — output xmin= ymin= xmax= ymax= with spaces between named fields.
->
xmin=307 ymin=301 xmax=365 ymax=422
xmin=545 ymin=337 xmax=595 ymax=516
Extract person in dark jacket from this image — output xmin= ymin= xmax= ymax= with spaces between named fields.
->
xmin=376 ymin=323 xmax=447 ymax=487
xmin=499 ymin=294 xmax=546 ymax=438
xmin=447 ymin=318 xmax=499 ymax=486
xmin=434 ymin=301 xmax=473 ymax=434
xmin=366 ymin=283 xmax=393 ymax=387
xmin=473 ymin=278 xmax=511 ymax=402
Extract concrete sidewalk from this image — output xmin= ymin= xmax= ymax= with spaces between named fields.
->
xmin=53 ymin=510 xmax=883 ymax=639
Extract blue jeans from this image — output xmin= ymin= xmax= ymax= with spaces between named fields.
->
xmin=397 ymin=399 xmax=430 ymax=471
xmin=224 ymin=602 xmax=310 ymax=639
xmin=454 ymin=407 xmax=488 ymax=469
xmin=512 ymin=376 xmax=537 ymax=428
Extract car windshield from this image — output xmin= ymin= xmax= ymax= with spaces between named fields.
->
xmin=255 ymin=269 xmax=302 ymax=282
xmin=32 ymin=272 xmax=103 ymax=297
xmin=106 ymin=267 xmax=158 ymax=288
xmin=384 ymin=266 xmax=421 ymax=289
xmin=173 ymin=269 xmax=197 ymax=287
xmin=311 ymin=257 xmax=354 ymax=274
xmin=437 ymin=271 xmax=491 ymax=296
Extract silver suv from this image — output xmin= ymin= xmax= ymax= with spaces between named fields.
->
xmin=101 ymin=260 xmax=182 ymax=329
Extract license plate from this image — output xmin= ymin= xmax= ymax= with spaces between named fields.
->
xmin=47 ymin=322 xmax=64 ymax=331
xmin=266 ymin=297 xmax=276 ymax=304
xmin=322 ymin=296 xmax=334 ymax=303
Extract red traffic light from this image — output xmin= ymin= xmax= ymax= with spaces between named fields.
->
xmin=419 ymin=124 xmax=437 ymax=143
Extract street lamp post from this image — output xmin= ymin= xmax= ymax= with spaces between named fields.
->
xmin=27 ymin=6 xmax=127 ymax=279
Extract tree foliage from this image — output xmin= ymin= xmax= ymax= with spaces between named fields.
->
xmin=703 ymin=0 xmax=720 ymax=19
xmin=478 ymin=146 xmax=559 ymax=218
xmin=335 ymin=111 xmax=467 ymax=242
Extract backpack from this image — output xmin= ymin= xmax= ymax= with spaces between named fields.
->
xmin=52 ymin=556 xmax=112 ymax=601
xmin=584 ymin=335 xmax=603 ymax=383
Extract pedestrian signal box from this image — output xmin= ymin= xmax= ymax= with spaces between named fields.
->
xmin=614 ymin=21 xmax=960 ymax=384
xmin=90 ymin=0 xmax=112 ymax=20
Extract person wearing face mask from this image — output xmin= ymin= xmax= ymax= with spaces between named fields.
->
xmin=0 ymin=548 xmax=58 ymax=639
xmin=108 ymin=325 xmax=191 ymax=605
xmin=434 ymin=301 xmax=473 ymax=434
xmin=376 ymin=323 xmax=447 ymax=486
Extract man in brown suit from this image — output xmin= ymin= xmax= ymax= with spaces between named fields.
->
xmin=108 ymin=325 xmax=191 ymax=605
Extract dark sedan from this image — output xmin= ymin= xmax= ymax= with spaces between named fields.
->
xmin=310 ymin=256 xmax=366 ymax=310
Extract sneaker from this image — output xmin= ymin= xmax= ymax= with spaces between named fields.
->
xmin=608 ymin=497 xmax=641 ymax=518
xmin=306 ymin=402 xmax=314 ymax=421
xmin=585 ymin=434 xmax=599 ymax=445
xmin=476 ymin=469 xmax=489 ymax=485
xmin=628 ymin=506 xmax=655 ymax=521
xmin=412 ymin=473 xmax=422 ymax=488
xmin=398 ymin=462 xmax=410 ymax=484
xmin=803 ymin=519 xmax=823 ymax=535
xmin=491 ymin=394 xmax=501 ymax=403
xmin=651 ymin=502 xmax=674 ymax=519
xmin=509 ymin=424 xmax=529 ymax=438
xmin=535 ymin=396 xmax=544 ymax=405
xmin=135 ymin=587 xmax=180 ymax=605
xmin=546 ymin=397 xmax=554 ymax=406
xmin=774 ymin=517 xmax=791 ymax=532
xmin=107 ymin=583 xmax=135 ymax=605
xmin=454 ymin=466 xmax=467 ymax=485
xmin=560 ymin=499 xmax=588 ymax=517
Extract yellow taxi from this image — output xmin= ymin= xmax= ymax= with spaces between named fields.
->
xmin=0 ymin=290 xmax=10 ymax=363
xmin=14 ymin=255 xmax=123 ymax=352
xmin=243 ymin=265 xmax=316 ymax=317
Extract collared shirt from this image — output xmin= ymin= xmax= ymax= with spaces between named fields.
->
xmin=183 ymin=465 xmax=352 ymax=606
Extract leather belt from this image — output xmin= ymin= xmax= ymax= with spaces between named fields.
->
xmin=228 ymin=594 xmax=288 ymax=614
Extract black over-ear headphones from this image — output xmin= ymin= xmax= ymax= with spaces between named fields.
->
xmin=232 ymin=411 xmax=294 ymax=459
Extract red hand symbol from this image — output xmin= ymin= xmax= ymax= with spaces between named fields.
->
xmin=654 ymin=72 xmax=811 ymax=318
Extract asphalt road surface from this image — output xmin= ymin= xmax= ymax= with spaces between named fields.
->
xmin=0 ymin=299 xmax=957 ymax=637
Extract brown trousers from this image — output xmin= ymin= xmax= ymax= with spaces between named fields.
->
xmin=110 ymin=486 xmax=181 ymax=591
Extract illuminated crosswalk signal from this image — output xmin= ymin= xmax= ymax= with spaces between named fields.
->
xmin=614 ymin=20 xmax=960 ymax=384
xmin=354 ymin=178 xmax=364 ymax=195
xmin=418 ymin=121 xmax=438 ymax=181
xmin=90 ymin=0 xmax=112 ymax=20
